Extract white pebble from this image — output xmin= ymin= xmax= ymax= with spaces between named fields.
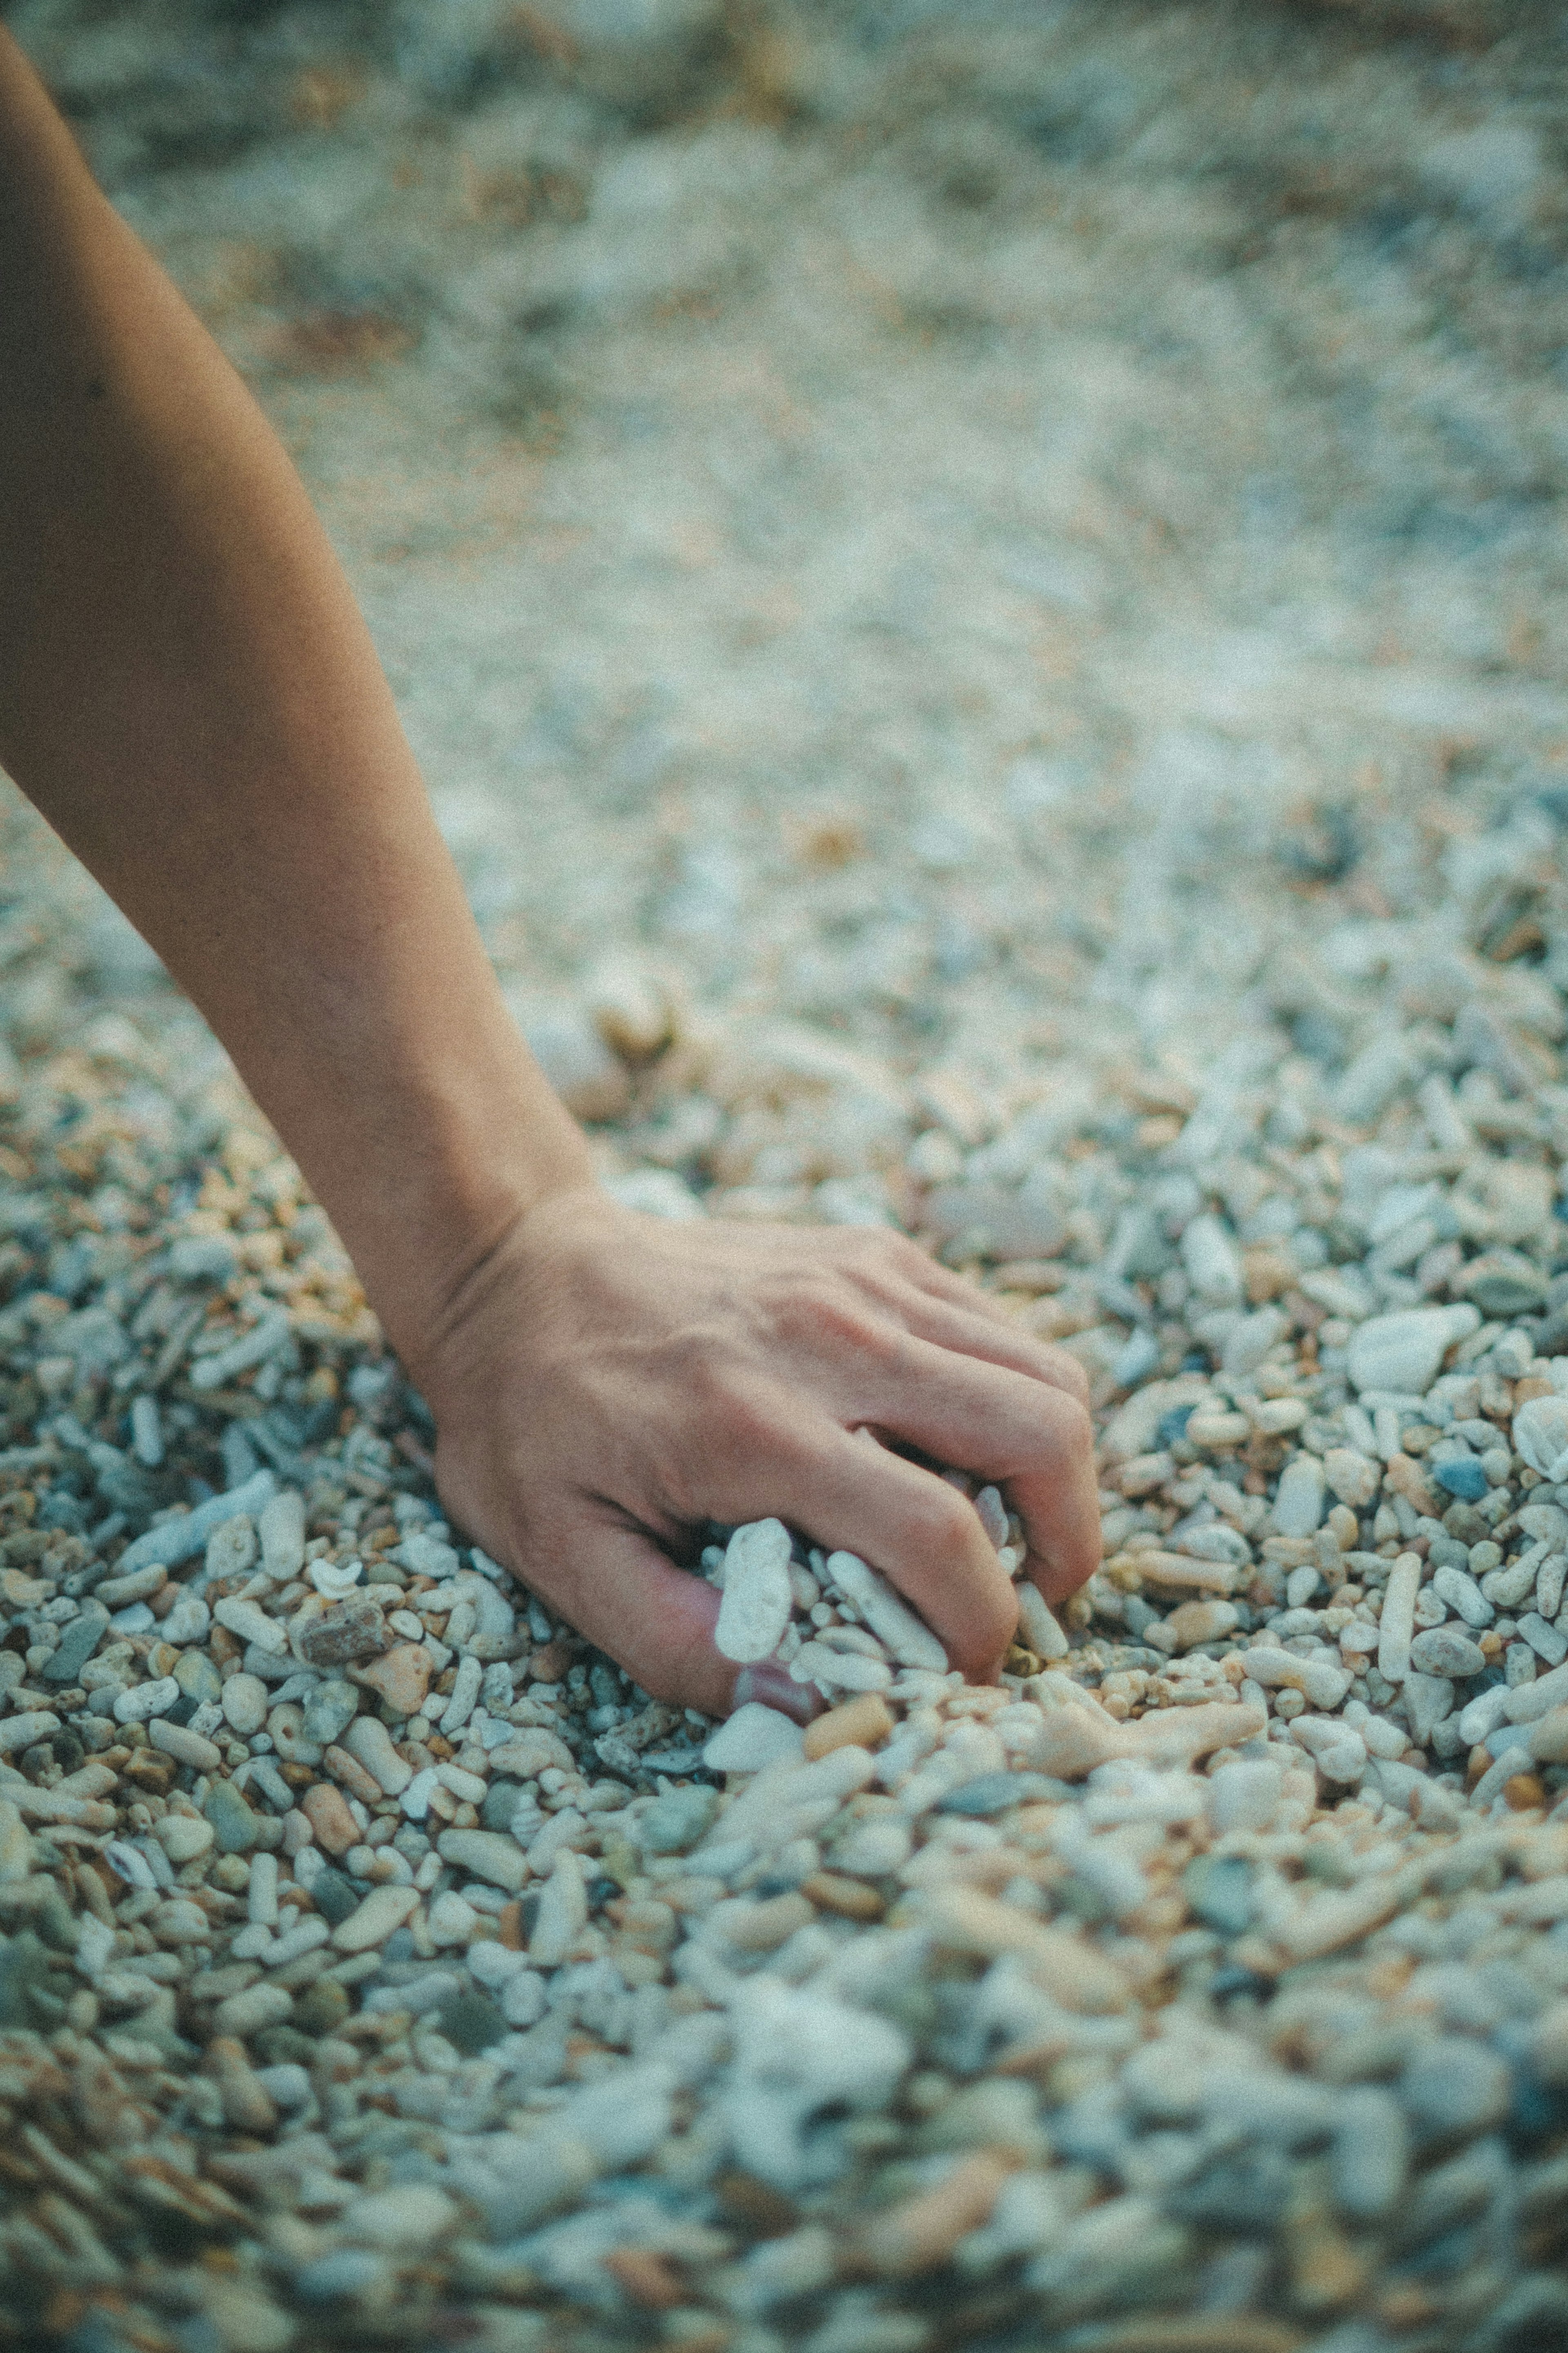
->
xmin=715 ymin=1519 xmax=796 ymax=1664
xmin=704 ymin=1701 xmax=805 ymax=1773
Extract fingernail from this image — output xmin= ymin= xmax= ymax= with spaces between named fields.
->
xmin=732 ymin=1662 xmax=823 ymax=1723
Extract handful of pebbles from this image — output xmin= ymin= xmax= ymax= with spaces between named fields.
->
xmin=703 ymin=1501 xmax=1069 ymax=1769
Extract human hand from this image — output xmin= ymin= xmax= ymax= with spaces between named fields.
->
xmin=414 ymin=1185 xmax=1100 ymax=1716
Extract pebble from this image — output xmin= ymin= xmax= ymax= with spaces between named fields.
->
xmin=1346 ymin=1306 xmax=1480 ymax=1396
xmin=343 ymin=1712 xmax=412 ymax=1794
xmin=803 ymin=1691 xmax=895 ymax=1759
xmin=1271 ymin=1454 xmax=1325 ymax=1538
xmin=1408 ymin=1626 xmax=1487 ymax=1679
xmin=331 ymin=1883 xmax=421 ymax=1952
xmin=203 ymin=1778 xmax=260 ymax=1855
xmin=703 ymin=1700 xmax=806 ymax=1772
xmin=715 ymin=1517 xmax=796 ymax=1662
xmin=113 ymin=1675 xmax=180 ymax=1724
xmin=436 ymin=1827 xmax=530 ymax=1892
xmin=214 ymin=1596 xmax=287 ymax=1654
xmin=294 ymin=1592 xmax=390 ymax=1667
xmin=352 ymin=1642 xmax=432 ymax=1715
xmin=1377 ymin=1552 xmax=1422 ymax=1683
xmin=114 ymin=1469 xmax=277 ymax=1576
xmin=150 ymin=1718 xmax=223 ymax=1772
xmin=301 ymin=1782 xmax=360 ymax=1856
xmin=221 ymin=1672 xmax=270 ymax=1735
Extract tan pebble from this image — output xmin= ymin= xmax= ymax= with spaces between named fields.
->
xmin=1162 ymin=1599 xmax=1240 ymax=1650
xmin=1285 ymin=2209 xmax=1367 ymax=2315
xmin=498 ymin=1899 xmax=525 ymax=1950
xmin=1066 ymin=2322 xmax=1309 ymax=2352
xmin=921 ymin=1885 xmax=1130 ymax=2012
xmin=301 ymin=1781 xmax=361 ymax=1856
xmin=800 ymin=1870 xmax=886 ymax=1921
xmin=1127 ymin=1700 xmax=1265 ymax=1770
xmin=709 ymin=1891 xmax=815 ymax=1952
xmin=802 ymin=1692 xmax=895 ymax=1760
xmin=858 ymin=2150 xmax=1019 ymax=2276
xmin=1114 ymin=1550 xmax=1241 ymax=1595
xmin=323 ymin=1745 xmax=383 ymax=1807
xmin=206 ymin=2034 xmax=278 ymax=2134
xmin=602 ymin=2247 xmax=685 ymax=2309
xmin=1505 ymin=1773 xmax=1547 ymax=1811
xmin=351 ymin=1642 xmax=432 ymax=1716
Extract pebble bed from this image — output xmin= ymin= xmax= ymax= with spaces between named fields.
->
xmin=8 ymin=2 xmax=1568 ymax=2350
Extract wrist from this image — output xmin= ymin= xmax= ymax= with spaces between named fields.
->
xmin=284 ymin=1019 xmax=597 ymax=1389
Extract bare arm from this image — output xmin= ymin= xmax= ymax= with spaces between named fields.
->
xmin=0 ymin=27 xmax=592 ymax=1352
xmin=0 ymin=31 xmax=1099 ymax=1711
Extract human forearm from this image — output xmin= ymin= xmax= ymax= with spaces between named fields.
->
xmin=0 ymin=31 xmax=591 ymax=1370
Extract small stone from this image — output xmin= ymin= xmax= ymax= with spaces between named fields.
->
xmin=1181 ymin=1214 xmax=1243 ymax=1309
xmin=1183 ymin=1852 xmax=1256 ymax=1936
xmin=800 ymin=1869 xmax=886 ymax=1921
xmin=795 ymin=1641 xmax=893 ymax=1692
xmin=436 ymin=1827 xmax=529 ymax=1892
xmin=114 ymin=1675 xmax=179 ymax=1724
xmin=1434 ymin=1456 xmax=1490 ymax=1503
xmin=715 ymin=1518 xmax=795 ymax=1663
xmin=1519 ymin=1611 xmax=1568 ymax=1666
xmin=637 ymin=1786 xmax=720 ymax=1853
xmin=0 ymin=1710 xmax=59 ymax=1758
xmin=1403 ymin=1673 xmax=1454 ymax=1745
xmin=113 ymin=1469 xmax=276 ymax=1577
xmin=301 ymin=1782 xmax=360 ymax=1856
xmin=802 ymin=1692 xmax=895 ymax=1760
xmin=330 ymin=1882 xmax=421 ymax=1952
xmin=258 ymin=1488 xmax=307 ymax=1583
xmin=0 ymin=1802 xmax=34 ymax=1885
xmin=212 ymin=1982 xmax=294 ymax=2039
xmin=427 ymin=1889 xmax=478 ymax=1946
xmin=1240 ymin=1646 xmax=1352 ymax=1710
xmin=343 ymin=1713 xmax=412 ymax=1794
xmin=94 ymin=1562 xmax=167 ymax=1610
xmin=1408 ymin=1626 xmax=1486 ymax=1678
xmin=1206 ymin=1759 xmax=1283 ymax=1834
xmin=294 ymin=1593 xmax=389 ymax=1669
xmin=352 ymin=1642 xmax=432 ymax=1715
xmin=203 ymin=1778 xmax=260 ymax=1854
xmin=1272 ymin=1454 xmax=1326 ymax=1539
xmin=940 ymin=1770 xmax=1061 ymax=1815
xmin=1346 ymin=1305 xmax=1479 ymax=1395
xmin=1163 ymin=1599 xmax=1241 ymax=1649
xmin=1516 ymin=1394 xmax=1568 ymax=1480
xmin=1401 ymin=2038 xmax=1510 ymax=2139
xmin=1323 ymin=1448 xmax=1381 ymax=1508
xmin=704 ymin=1702 xmax=805 ymax=1773
xmin=150 ymin=1718 xmax=223 ymax=1772
xmin=1377 ymin=1552 xmax=1422 ymax=1683
xmin=1330 ymin=2085 xmax=1408 ymax=2218
xmin=222 ymin=1674 xmax=270 ymax=1736
xmin=307 ymin=1868 xmax=361 ymax=1927
xmin=530 ymin=1850 xmax=588 ymax=1966
xmin=174 ymin=1647 xmax=222 ymax=1703
xmin=154 ymin=1812 xmax=215 ymax=1864
xmin=859 ymin=2150 xmax=1018 ymax=2276
xmin=42 ymin=1602 xmax=108 ymax=1686
xmin=824 ymin=1550 xmax=949 ymax=1672
xmin=1016 ymin=1581 xmax=1069 ymax=1659
xmin=214 ymin=1597 xmax=287 ymax=1655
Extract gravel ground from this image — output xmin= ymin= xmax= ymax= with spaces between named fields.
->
xmin=5 ymin=2 xmax=1568 ymax=2348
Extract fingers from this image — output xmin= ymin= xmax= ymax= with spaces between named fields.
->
xmin=762 ymin=1422 xmax=1020 ymax=1678
xmin=871 ymin=1294 xmax=1091 ymax=1403
xmin=849 ymin=1333 xmax=1102 ymax=1610
xmin=538 ymin=1519 xmax=738 ymax=1717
